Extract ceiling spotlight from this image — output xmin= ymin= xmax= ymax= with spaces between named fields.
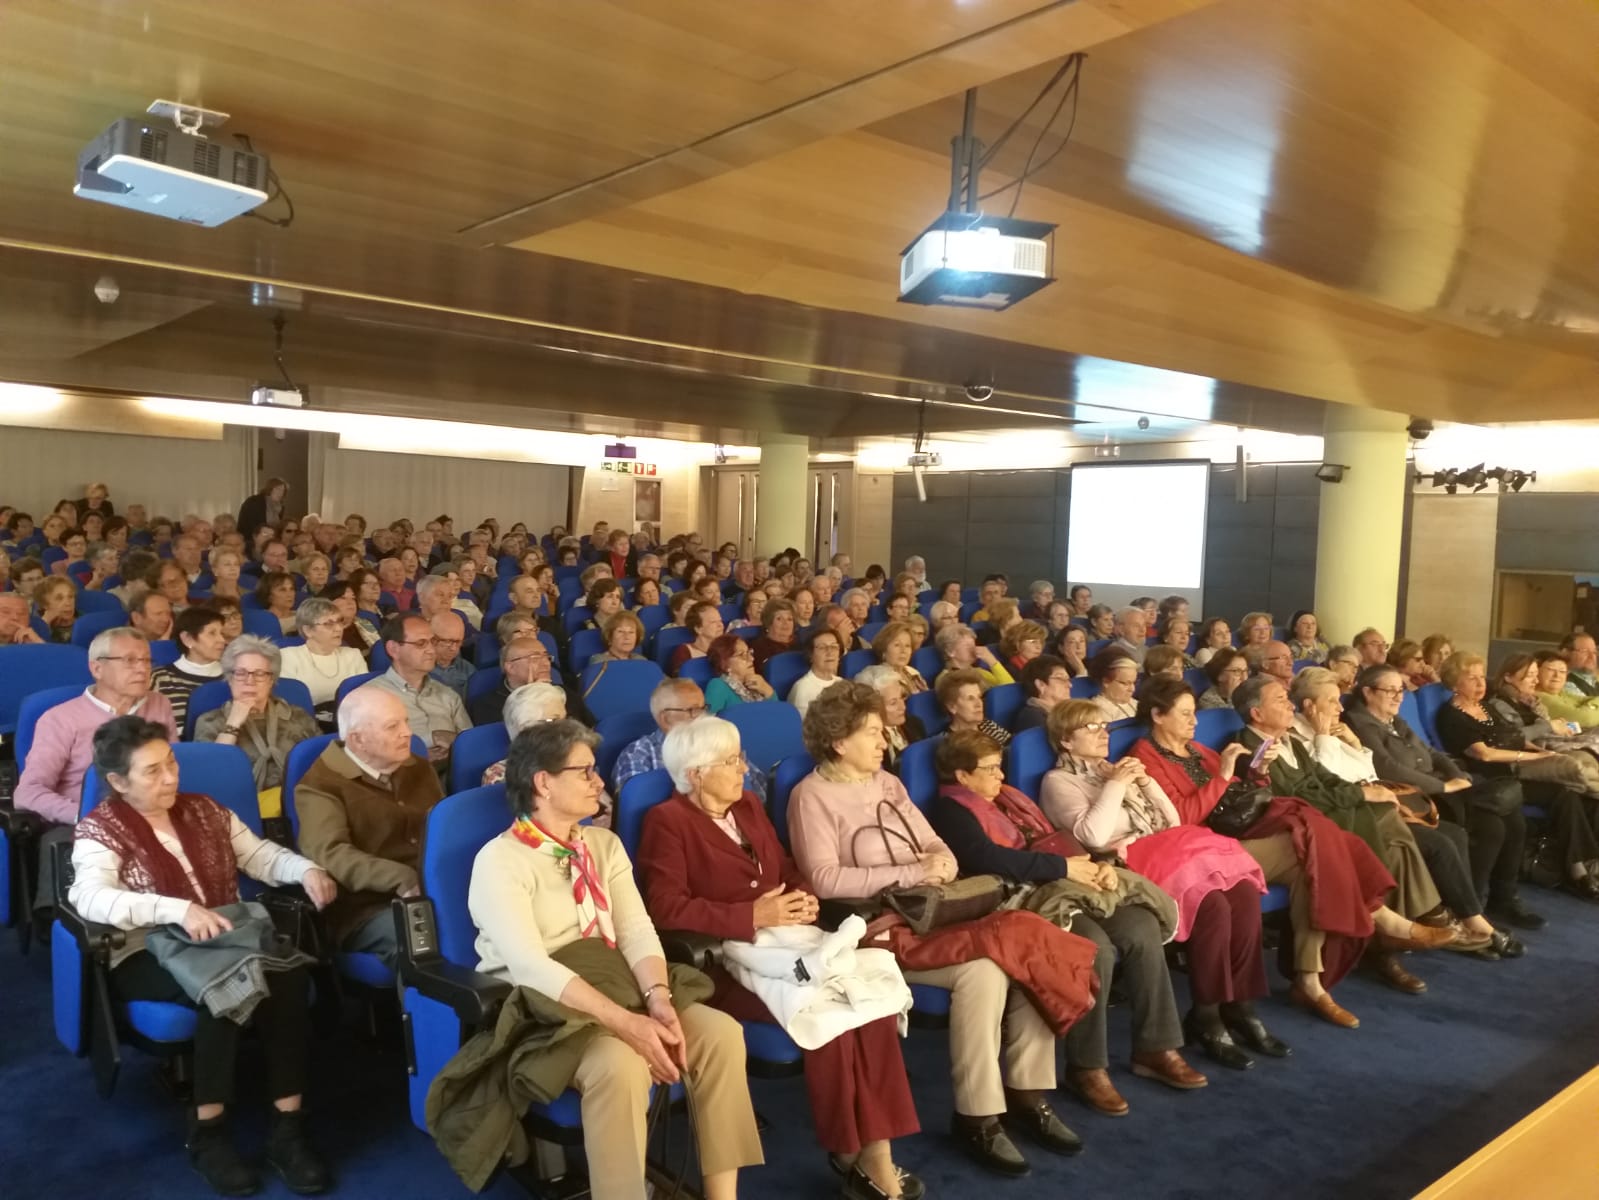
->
xmin=1506 ymin=469 xmax=1537 ymax=493
xmin=1432 ymin=469 xmax=1459 ymax=494
xmin=1314 ymin=463 xmax=1348 ymax=484
xmin=1458 ymin=463 xmax=1489 ymax=492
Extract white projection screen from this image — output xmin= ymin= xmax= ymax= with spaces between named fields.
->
xmin=1066 ymin=461 xmax=1210 ymax=606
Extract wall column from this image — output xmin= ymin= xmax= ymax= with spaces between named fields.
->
xmin=757 ymin=432 xmax=809 ymax=555
xmin=1315 ymin=406 xmax=1410 ymax=642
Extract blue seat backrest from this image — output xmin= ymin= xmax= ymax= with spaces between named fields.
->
xmin=73 ymin=590 xmax=124 ymax=615
xmin=841 ymin=649 xmax=875 ymax=679
xmin=581 ymin=659 xmax=667 ymax=722
xmin=557 ymin=578 xmax=583 ymax=610
xmin=150 ymin=640 xmax=180 ymax=668
xmin=420 ymin=784 xmax=514 ymax=967
xmin=960 ymin=587 xmax=979 ymax=605
xmin=0 ymin=644 xmax=92 ymax=734
xmin=475 ymin=631 xmax=501 ymax=668
xmin=596 ymin=710 xmax=658 ymax=786
xmin=449 ymin=723 xmax=511 ymax=795
xmin=679 ymin=657 xmax=714 ymax=689
xmin=638 ymin=606 xmax=669 ymax=646
xmin=282 ymin=733 xmax=338 ymax=839
xmin=858 ymin=622 xmax=886 ymax=646
xmin=984 ymin=683 xmax=1023 ymax=729
xmin=1108 ymin=720 xmax=1142 ymax=762
xmin=769 ymin=752 xmax=816 ymax=850
xmin=336 ymin=671 xmax=385 ymax=707
xmin=898 ymin=735 xmax=945 ymax=812
xmin=1184 ymin=668 xmax=1210 ymax=695
xmin=717 ymin=603 xmax=740 ymax=625
xmin=654 ymin=626 xmax=693 ymax=671
xmin=16 ymin=684 xmax=87 ymax=772
xmin=1005 ymin=727 xmax=1054 ymax=802
xmin=70 ymin=608 xmax=126 ymax=648
xmin=1291 ymin=659 xmax=1318 ymax=675
xmin=466 ymin=668 xmax=505 ymax=706
xmin=1413 ymin=683 xmax=1449 ymax=748
xmin=725 ymin=702 xmax=804 ymax=774
xmin=369 ymin=639 xmax=392 ymax=672
xmin=1087 ymin=638 xmax=1112 ymax=659
xmin=614 ymin=769 xmax=674 ymax=860
xmin=82 ymin=743 xmax=263 ymax=831
xmin=911 ymin=646 xmax=942 ymax=682
xmin=1396 ymin=690 xmax=1423 ymax=743
xmin=561 ymin=606 xmax=592 ymax=637
xmin=1194 ymin=708 xmax=1244 ymax=750
xmin=1070 ymin=677 xmax=1099 ymax=700
xmin=763 ymin=651 xmax=809 ymax=701
xmin=906 ymin=689 xmax=947 ymax=734
xmin=569 ymin=628 xmax=605 ymax=673
xmin=241 ymin=609 xmax=281 ymax=639
xmin=184 ymin=678 xmax=315 ymax=740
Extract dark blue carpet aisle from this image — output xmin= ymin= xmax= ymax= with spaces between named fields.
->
xmin=6 ymin=894 xmax=1599 ymax=1200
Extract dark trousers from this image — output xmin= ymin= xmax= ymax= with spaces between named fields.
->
xmin=1449 ymin=793 xmax=1525 ymax=901
xmin=1184 ymin=883 xmax=1268 ymax=1006
xmin=1064 ymin=905 xmax=1182 ymax=1070
xmin=1411 ymin=821 xmax=1481 ymax=918
xmin=1523 ymin=784 xmax=1599 ymax=871
xmin=111 ymin=951 xmax=311 ymax=1108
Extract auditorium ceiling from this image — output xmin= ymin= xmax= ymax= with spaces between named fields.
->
xmin=0 ymin=0 xmax=1595 ymax=446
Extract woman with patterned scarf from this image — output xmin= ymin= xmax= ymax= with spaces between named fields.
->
xmin=466 ymin=720 xmax=762 ymax=1200
xmin=69 ymin=716 xmax=337 ymax=1197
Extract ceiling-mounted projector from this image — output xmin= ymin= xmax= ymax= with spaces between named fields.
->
xmin=74 ymin=108 xmax=270 ymax=227
xmin=899 ymin=213 xmax=1055 ymax=311
xmin=250 ymin=385 xmax=305 ymax=408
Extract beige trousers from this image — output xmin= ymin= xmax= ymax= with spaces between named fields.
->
xmin=1372 ymin=804 xmax=1441 ymax=919
xmin=571 ymin=1003 xmax=763 ymax=1200
xmin=1240 ymin=832 xmax=1326 ymax=974
xmin=904 ymin=957 xmax=1057 ymax=1118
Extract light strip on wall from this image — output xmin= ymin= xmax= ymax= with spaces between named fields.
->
xmin=0 ymin=383 xmax=65 ymax=414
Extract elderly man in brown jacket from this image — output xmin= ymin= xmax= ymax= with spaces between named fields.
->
xmin=296 ymin=685 xmax=444 ymax=965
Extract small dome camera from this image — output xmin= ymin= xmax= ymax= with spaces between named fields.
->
xmin=1136 ymin=416 xmax=1151 ymax=431
xmin=93 ymin=275 xmax=119 ymax=304
xmin=1407 ymin=418 xmax=1433 ymax=442
xmin=963 ymin=379 xmax=995 ymax=403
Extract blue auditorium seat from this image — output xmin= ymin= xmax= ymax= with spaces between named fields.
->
xmin=596 ymin=710 xmax=658 ymax=786
xmin=983 ymin=683 xmax=1023 ymax=729
xmin=762 ymin=651 xmax=808 ymax=700
xmin=1412 ymin=683 xmax=1449 ymax=749
xmin=1004 ymin=727 xmax=1053 ymax=802
xmin=1107 ymin=720 xmax=1142 ymax=761
xmin=465 ymin=667 xmax=505 ymax=706
xmin=69 ymin=611 xmax=126 ymax=649
xmin=653 ymin=626 xmax=693 ymax=672
xmin=911 ymin=645 xmax=942 ymax=682
xmin=897 ymin=735 xmax=944 ymax=811
xmin=724 ymin=701 xmax=804 ymax=775
xmin=568 ymin=628 xmax=605 ymax=673
xmin=581 ymin=660 xmax=666 ymax=722
xmin=72 ymin=590 xmax=124 ymax=615
xmin=335 ymin=670 xmax=385 ymax=707
xmin=678 ymin=657 xmax=714 ymax=689
xmin=183 ymin=677 xmax=315 ymax=740
xmin=768 ymin=752 xmax=815 ymax=851
xmin=1070 ymin=676 xmax=1099 ymax=699
xmin=449 ymin=722 xmax=510 ymax=795
xmin=1194 ymin=708 xmax=1244 ymax=749
xmin=841 ymin=648 xmax=875 ymax=678
xmin=0 ymin=645 xmax=93 ymax=736
xmin=906 ymin=689 xmax=948 ymax=735
xmin=15 ymin=684 xmax=87 ymax=774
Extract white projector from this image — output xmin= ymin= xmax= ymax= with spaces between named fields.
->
xmin=250 ymin=385 xmax=305 ymax=408
xmin=74 ymin=117 xmax=270 ymax=227
xmin=899 ymin=214 xmax=1055 ymax=311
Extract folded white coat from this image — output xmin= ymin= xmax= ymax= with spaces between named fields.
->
xmin=720 ymin=915 xmax=912 ymax=1050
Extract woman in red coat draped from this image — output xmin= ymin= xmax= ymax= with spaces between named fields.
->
xmin=637 ymin=721 xmax=922 ymax=1200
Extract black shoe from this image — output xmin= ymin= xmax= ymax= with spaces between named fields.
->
xmin=949 ymin=1115 xmax=1030 ymax=1177
xmin=187 ymin=1114 xmax=259 ymax=1198
xmin=1488 ymin=895 xmax=1547 ymax=931
xmin=828 ymin=1156 xmax=925 ymax=1200
xmin=1184 ymin=1012 xmax=1254 ymax=1071
xmin=265 ymin=1109 xmax=331 ymax=1196
xmin=1002 ymin=1101 xmax=1084 ymax=1156
xmin=1220 ymin=1003 xmax=1292 ymax=1059
xmin=1485 ymin=929 xmax=1525 ymax=959
xmin=1564 ymin=874 xmax=1599 ymax=902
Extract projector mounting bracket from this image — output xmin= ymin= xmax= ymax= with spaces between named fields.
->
xmin=146 ymin=99 xmax=231 ymax=138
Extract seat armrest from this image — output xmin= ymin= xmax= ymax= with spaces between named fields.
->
xmin=659 ymin=929 xmax=722 ymax=971
xmin=0 ymin=807 xmax=43 ymax=838
xmin=392 ymin=896 xmax=510 ymax=1027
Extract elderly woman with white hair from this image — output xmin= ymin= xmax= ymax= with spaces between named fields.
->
xmin=854 ymin=664 xmax=927 ymax=776
xmin=934 ymin=622 xmax=1013 ymax=689
xmin=928 ymin=599 xmax=960 ymax=635
xmin=481 ymin=682 xmax=568 ymax=787
xmin=279 ymin=597 xmax=370 ymax=727
xmin=637 ymin=716 xmax=922 ymax=1200
xmin=468 ymin=720 xmax=764 ymax=1200
xmin=195 ymin=634 xmax=320 ymax=819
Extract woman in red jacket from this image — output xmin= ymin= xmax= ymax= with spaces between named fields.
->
xmin=638 ymin=717 xmax=922 ymax=1200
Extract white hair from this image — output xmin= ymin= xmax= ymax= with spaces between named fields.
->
xmin=415 ymin=575 xmax=451 ymax=604
xmin=87 ymin=626 xmax=146 ymax=661
xmin=841 ymin=587 xmax=869 ymax=607
xmin=853 ymin=664 xmax=905 ymax=694
xmin=660 ymin=716 xmax=741 ymax=793
xmin=337 ymin=683 xmax=400 ymax=739
xmin=648 ymin=676 xmax=702 ymax=720
xmin=929 ymin=600 xmax=959 ymax=625
xmin=904 ymin=556 xmax=925 ymax=570
xmin=502 ymin=682 xmax=567 ymax=735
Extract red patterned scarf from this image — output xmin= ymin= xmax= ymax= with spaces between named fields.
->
xmin=77 ymin=792 xmax=239 ymax=908
xmin=940 ymin=783 xmax=1056 ymax=850
xmin=508 ymin=815 xmax=616 ymax=948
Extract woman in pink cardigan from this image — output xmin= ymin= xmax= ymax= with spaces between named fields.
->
xmin=1040 ymin=698 xmax=1284 ymax=1071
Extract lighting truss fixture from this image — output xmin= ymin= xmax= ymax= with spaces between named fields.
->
xmin=1418 ymin=464 xmax=1537 ymax=495
xmin=1314 ymin=462 xmax=1348 ymax=483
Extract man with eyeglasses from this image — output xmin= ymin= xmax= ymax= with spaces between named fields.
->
xmin=427 ymin=611 xmax=475 ymax=701
xmin=1248 ymin=640 xmax=1295 ymax=686
xmin=469 ymin=632 xmax=556 ymax=726
xmin=15 ymin=626 xmax=178 ymax=915
xmin=369 ymin=614 xmax=471 ymax=764
xmin=613 ymin=678 xmax=767 ymax=794
xmin=0 ymin=591 xmax=44 ymax=645
xmin=1353 ymin=628 xmax=1391 ymax=668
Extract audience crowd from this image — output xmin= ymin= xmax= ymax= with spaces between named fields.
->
xmin=5 ymin=479 xmax=1599 ymax=1199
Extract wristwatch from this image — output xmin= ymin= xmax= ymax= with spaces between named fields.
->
xmin=222 ymin=724 xmax=242 ymax=737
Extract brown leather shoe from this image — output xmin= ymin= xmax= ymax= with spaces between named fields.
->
xmin=1289 ymin=983 xmax=1359 ymax=1028
xmin=1376 ymin=922 xmax=1456 ymax=952
xmin=1130 ymin=1049 xmax=1208 ymax=1090
xmin=1367 ymin=951 xmax=1427 ymax=994
xmin=1064 ymin=1067 xmax=1129 ymax=1117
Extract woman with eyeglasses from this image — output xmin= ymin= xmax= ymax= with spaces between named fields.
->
xmin=1386 ymin=639 xmax=1435 ymax=691
xmin=279 ymin=598 xmax=370 ymax=728
xmin=751 ymin=597 xmax=799 ymax=673
xmin=195 ymin=635 xmax=319 ymax=820
xmin=480 ymin=682 xmax=568 ymax=787
xmin=1040 ymin=703 xmax=1276 ymax=1072
xmin=933 ymin=729 xmax=1207 ymax=1112
xmin=318 ymin=580 xmax=378 ymax=656
xmin=1131 ymin=678 xmax=1399 ymax=1032
xmin=638 ymin=717 xmax=924 ymax=1200
xmin=854 ymin=664 xmax=925 ymax=777
xmin=1087 ymin=652 xmax=1139 ymax=723
xmin=1197 ymin=648 xmax=1249 ymax=711
xmin=467 ymin=721 xmax=763 ymax=1200
xmin=703 ymin=634 xmax=775 ymax=715
xmin=787 ymin=627 xmax=846 ymax=718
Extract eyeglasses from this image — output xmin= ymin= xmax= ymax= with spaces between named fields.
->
xmin=431 ymin=637 xmax=463 ymax=649
xmin=554 ymin=762 xmax=601 ymax=780
xmin=1367 ymin=685 xmax=1405 ymax=697
xmin=661 ymin=705 xmax=708 ymax=719
xmin=396 ymin=639 xmax=434 ymax=649
xmin=230 ymin=669 xmax=274 ymax=683
xmin=1073 ymin=722 xmax=1110 ymax=734
xmin=971 ymin=762 xmax=1004 ymax=775
xmin=702 ymin=752 xmax=747 ymax=771
xmin=97 ymin=654 xmax=152 ymax=668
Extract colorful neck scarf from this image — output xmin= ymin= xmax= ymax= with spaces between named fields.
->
xmin=508 ymin=815 xmax=616 ymax=948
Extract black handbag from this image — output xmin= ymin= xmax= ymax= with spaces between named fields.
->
xmin=1206 ymin=779 xmax=1273 ymax=838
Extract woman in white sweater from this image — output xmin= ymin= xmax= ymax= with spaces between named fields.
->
xmin=786 ymin=626 xmax=847 ymax=717
xmin=278 ymin=597 xmax=368 ymax=724
xmin=467 ymin=720 xmax=762 ymax=1200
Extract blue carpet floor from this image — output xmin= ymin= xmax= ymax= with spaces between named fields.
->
xmin=5 ymin=893 xmax=1599 ymax=1200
